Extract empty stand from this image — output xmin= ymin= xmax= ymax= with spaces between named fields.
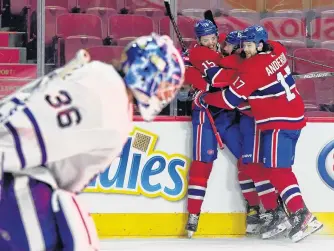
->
xmin=64 ymin=35 xmax=102 ymax=63
xmin=134 ymin=8 xmax=165 ymax=18
xmin=181 ymin=8 xmax=206 ymax=18
xmin=314 ymin=78 xmax=334 ymax=106
xmin=311 ymin=0 xmax=334 ymax=11
xmin=295 ymin=79 xmax=318 ymax=110
xmin=45 ymin=6 xmax=68 ymax=45
xmin=86 ymin=7 xmax=117 ymax=38
xmin=320 ymin=9 xmax=334 ymax=18
xmin=3 ymin=0 xmax=334 ymax=118
xmin=45 ymin=0 xmax=76 ymax=10
xmin=277 ymin=39 xmax=306 ymax=71
xmin=293 ymin=48 xmax=334 ymax=73
xmin=124 ymin=0 xmax=164 ymax=12
xmin=159 ymin=16 xmax=196 ymax=38
xmin=77 ymin=0 xmax=118 ymax=12
xmin=215 ymin=16 xmax=253 ymax=34
xmin=228 ymin=9 xmax=260 ymax=23
xmin=321 ymin=40 xmax=334 ymax=49
xmin=86 ymin=46 xmax=124 ymax=63
xmin=116 ymin=38 xmax=137 ymax=46
xmin=10 ymin=0 xmax=31 ymax=15
xmin=305 ymin=111 xmax=334 ymax=117
xmin=219 ymin=0 xmax=257 ymax=11
xmin=264 ymin=0 xmax=304 ymax=12
xmin=108 ymin=15 xmax=154 ymax=40
xmin=176 ymin=38 xmax=197 ymax=51
xmin=310 ymin=17 xmax=334 ymax=41
xmin=260 ymin=17 xmax=306 ymax=41
xmin=56 ymin=14 xmax=103 ymax=38
xmin=272 ymin=9 xmax=305 ymax=19
xmin=179 ymin=0 xmax=216 ymax=10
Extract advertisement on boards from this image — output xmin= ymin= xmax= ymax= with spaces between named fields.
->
xmin=85 ymin=126 xmax=191 ymax=202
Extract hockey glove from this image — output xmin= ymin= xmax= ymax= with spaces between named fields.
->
xmin=193 ymin=90 xmax=209 ymax=110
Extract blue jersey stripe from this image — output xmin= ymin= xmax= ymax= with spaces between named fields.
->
xmin=205 ymin=66 xmax=221 ymax=83
xmin=23 ymin=108 xmax=47 ymax=165
xmin=250 ymin=74 xmax=295 ymax=97
xmin=11 ymin=98 xmax=47 ymax=166
xmin=4 ymin=121 xmax=26 ymax=169
xmin=225 ymin=88 xmax=244 ymax=107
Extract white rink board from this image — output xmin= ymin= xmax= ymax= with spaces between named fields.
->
xmin=79 ymin=121 xmax=334 ymax=213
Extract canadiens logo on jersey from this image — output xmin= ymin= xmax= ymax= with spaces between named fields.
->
xmin=85 ymin=127 xmax=190 ymax=201
xmin=317 ymin=140 xmax=334 ymax=190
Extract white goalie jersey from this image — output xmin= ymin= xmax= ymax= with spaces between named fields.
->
xmin=0 ymin=60 xmax=133 ymax=193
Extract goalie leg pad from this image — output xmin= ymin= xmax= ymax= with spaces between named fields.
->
xmin=0 ymin=173 xmax=58 ymax=251
xmin=52 ymin=189 xmax=100 ymax=251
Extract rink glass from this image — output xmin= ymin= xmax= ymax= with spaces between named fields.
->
xmin=1 ymin=0 xmax=333 ymax=117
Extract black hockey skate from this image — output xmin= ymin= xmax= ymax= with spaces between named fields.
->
xmin=288 ymin=207 xmax=323 ymax=243
xmin=246 ymin=203 xmax=262 ymax=235
xmin=277 ymin=197 xmax=292 ymax=237
xmin=260 ymin=206 xmax=290 ymax=239
xmin=185 ymin=213 xmax=200 ymax=238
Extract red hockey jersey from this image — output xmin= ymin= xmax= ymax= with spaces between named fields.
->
xmin=187 ymin=46 xmax=240 ymax=90
xmin=204 ymin=41 xmax=306 ymax=130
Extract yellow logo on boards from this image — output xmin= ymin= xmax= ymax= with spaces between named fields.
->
xmin=85 ymin=127 xmax=190 ymax=201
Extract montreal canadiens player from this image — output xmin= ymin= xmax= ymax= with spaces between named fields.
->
xmin=196 ymin=25 xmax=323 ymax=242
xmin=220 ymin=32 xmax=291 ymax=238
xmin=184 ymin=22 xmax=244 ymax=238
xmin=0 ymin=33 xmax=185 ymax=251
xmin=191 ymin=30 xmax=287 ymax=237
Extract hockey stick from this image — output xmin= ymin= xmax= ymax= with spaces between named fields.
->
xmin=163 ymin=5 xmax=224 ymax=149
xmin=205 ymin=109 xmax=224 ymax=149
xmin=292 ymin=71 xmax=334 ymax=79
xmin=163 ymin=3 xmax=224 ymax=148
xmin=204 ymin=10 xmax=218 ymax=28
xmin=164 ymin=0 xmax=188 ymax=54
xmin=212 ymin=70 xmax=334 ymax=88
xmin=287 ymin=55 xmax=334 ymax=69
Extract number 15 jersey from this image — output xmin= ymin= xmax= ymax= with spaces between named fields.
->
xmin=208 ymin=41 xmax=305 ymax=130
xmin=0 ymin=61 xmax=132 ymax=193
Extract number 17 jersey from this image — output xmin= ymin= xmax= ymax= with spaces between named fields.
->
xmin=220 ymin=41 xmax=306 ymax=130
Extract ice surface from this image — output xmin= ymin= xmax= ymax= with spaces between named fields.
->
xmin=100 ymin=236 xmax=334 ymax=251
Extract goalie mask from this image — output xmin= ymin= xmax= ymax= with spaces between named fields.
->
xmin=120 ymin=33 xmax=185 ymax=121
